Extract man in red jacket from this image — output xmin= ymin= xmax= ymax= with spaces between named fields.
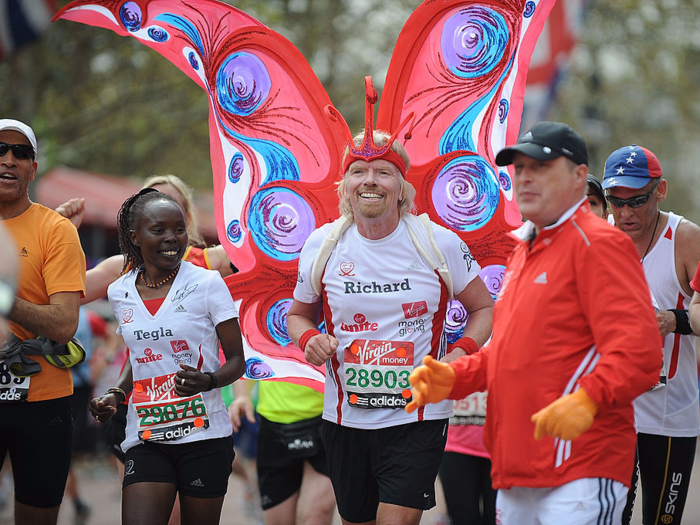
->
xmin=408 ymin=121 xmax=662 ymax=524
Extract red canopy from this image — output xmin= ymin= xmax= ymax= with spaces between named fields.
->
xmin=35 ymin=166 xmax=218 ymax=241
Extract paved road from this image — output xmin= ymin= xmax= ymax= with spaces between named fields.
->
xmin=0 ymin=449 xmax=699 ymax=524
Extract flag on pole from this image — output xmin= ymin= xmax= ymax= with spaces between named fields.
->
xmin=0 ymin=0 xmax=57 ymax=60
xmin=523 ymin=0 xmax=590 ymax=129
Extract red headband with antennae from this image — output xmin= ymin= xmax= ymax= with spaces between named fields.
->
xmin=339 ymin=76 xmax=415 ymax=177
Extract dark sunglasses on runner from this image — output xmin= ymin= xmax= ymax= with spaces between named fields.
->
xmin=605 ymin=188 xmax=655 ymax=209
xmin=0 ymin=142 xmax=35 ymax=160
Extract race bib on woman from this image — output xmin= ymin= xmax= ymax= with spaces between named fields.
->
xmin=132 ymin=373 xmax=209 ymax=442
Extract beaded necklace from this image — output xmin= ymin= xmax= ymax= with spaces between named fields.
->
xmin=139 ymin=263 xmax=181 ymax=289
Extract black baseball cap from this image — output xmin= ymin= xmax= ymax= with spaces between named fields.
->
xmin=586 ymin=174 xmax=605 ymax=203
xmin=495 ymin=121 xmax=588 ymax=167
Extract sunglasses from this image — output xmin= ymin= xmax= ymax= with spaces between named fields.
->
xmin=0 ymin=142 xmax=35 ymax=160
xmin=605 ymin=188 xmax=654 ymax=209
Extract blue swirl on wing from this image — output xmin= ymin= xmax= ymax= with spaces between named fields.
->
xmin=432 ymin=155 xmax=500 ymax=232
xmin=147 ymin=26 xmax=169 ymax=42
xmin=242 ymin=134 xmax=300 ymax=184
xmin=226 ymin=219 xmax=242 ymax=244
xmin=217 ymin=53 xmax=271 ymax=116
xmin=214 ymin=52 xmax=300 ymax=184
xmin=441 ymin=7 xmax=508 ymax=79
xmin=188 ymin=51 xmax=200 ymax=70
xmin=499 ymin=170 xmax=512 ymax=191
xmin=246 ymin=357 xmax=274 ymax=379
xmin=524 ymin=1 xmax=536 ymax=18
xmin=445 ymin=300 xmax=468 ymax=343
xmin=228 ymin=153 xmax=245 ymax=183
xmin=439 ymin=54 xmax=514 ymax=155
xmin=155 ymin=13 xmax=205 ymax=56
xmin=498 ymin=99 xmax=509 ymax=123
xmin=120 ymin=2 xmax=142 ymax=32
xmin=248 ymin=187 xmax=316 ymax=261
xmin=267 ymin=299 xmax=293 ymax=346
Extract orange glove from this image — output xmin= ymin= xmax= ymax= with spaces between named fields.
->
xmin=405 ymin=356 xmax=456 ymax=413
xmin=531 ymin=387 xmax=599 ymax=441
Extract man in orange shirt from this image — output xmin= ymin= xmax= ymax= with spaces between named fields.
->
xmin=0 ymin=119 xmax=86 ymax=525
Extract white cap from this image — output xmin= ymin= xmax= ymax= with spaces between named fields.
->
xmin=0 ymin=119 xmax=37 ymax=156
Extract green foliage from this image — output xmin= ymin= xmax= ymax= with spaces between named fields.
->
xmin=552 ymin=0 xmax=700 ymax=224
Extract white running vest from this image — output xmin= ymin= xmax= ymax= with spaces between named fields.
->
xmin=635 ymin=212 xmax=700 ymax=437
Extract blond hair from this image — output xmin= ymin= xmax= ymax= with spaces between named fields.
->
xmin=142 ymin=174 xmax=206 ymax=247
xmin=337 ymin=130 xmax=416 ymax=222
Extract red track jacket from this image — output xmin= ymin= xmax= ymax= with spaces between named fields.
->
xmin=450 ymin=202 xmax=662 ymax=490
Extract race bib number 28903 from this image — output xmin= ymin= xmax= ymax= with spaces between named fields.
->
xmin=344 ymin=339 xmax=414 ymax=410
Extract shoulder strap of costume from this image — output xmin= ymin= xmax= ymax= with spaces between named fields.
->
xmin=310 ymin=213 xmax=454 ymax=300
xmin=404 ymin=214 xmax=454 ymax=300
xmin=310 ymin=216 xmax=352 ymax=296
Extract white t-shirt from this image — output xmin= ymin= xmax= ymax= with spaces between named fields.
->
xmin=294 ymin=217 xmax=481 ymax=429
xmin=108 ymin=261 xmax=238 ymax=452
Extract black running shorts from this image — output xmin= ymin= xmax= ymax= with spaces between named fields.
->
xmin=122 ymin=435 xmax=235 ymax=498
xmin=0 ymin=396 xmax=73 ymax=508
xmin=257 ymin=415 xmax=329 ymax=510
xmin=321 ymin=418 xmax=448 ymax=523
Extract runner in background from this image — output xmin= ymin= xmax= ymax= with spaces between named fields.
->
xmin=56 ymin=174 xmax=236 ymax=305
xmin=0 ymin=119 xmax=86 ymax=525
xmin=603 ymin=145 xmax=700 ymax=525
xmin=229 ymin=379 xmax=335 ymax=525
xmin=586 ymin=174 xmax=607 ymax=220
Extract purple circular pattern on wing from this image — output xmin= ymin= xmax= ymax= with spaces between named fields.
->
xmin=188 ymin=51 xmax=200 ymax=70
xmin=267 ymin=299 xmax=292 ymax=346
xmin=498 ymin=99 xmax=509 ymax=123
xmin=440 ymin=6 xmax=508 ymax=79
xmin=216 ymin=52 xmax=271 ymax=116
xmin=524 ymin=1 xmax=536 ymax=18
xmin=445 ymin=300 xmax=468 ymax=344
xmin=499 ymin=170 xmax=512 ymax=191
xmin=119 ymin=2 xmax=142 ymax=32
xmin=432 ymin=156 xmax=500 ymax=232
xmin=228 ymin=153 xmax=245 ymax=183
xmin=480 ymin=265 xmax=506 ymax=300
xmin=147 ymin=26 xmax=169 ymax=42
xmin=248 ymin=187 xmax=316 ymax=262
xmin=226 ymin=219 xmax=242 ymax=244
xmin=246 ymin=357 xmax=274 ymax=379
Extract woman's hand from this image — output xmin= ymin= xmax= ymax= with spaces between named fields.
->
xmin=90 ymin=393 xmax=119 ymax=423
xmin=174 ymin=363 xmax=215 ymax=396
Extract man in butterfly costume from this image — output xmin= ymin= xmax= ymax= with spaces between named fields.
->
xmin=286 ymin=77 xmax=494 ymax=522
